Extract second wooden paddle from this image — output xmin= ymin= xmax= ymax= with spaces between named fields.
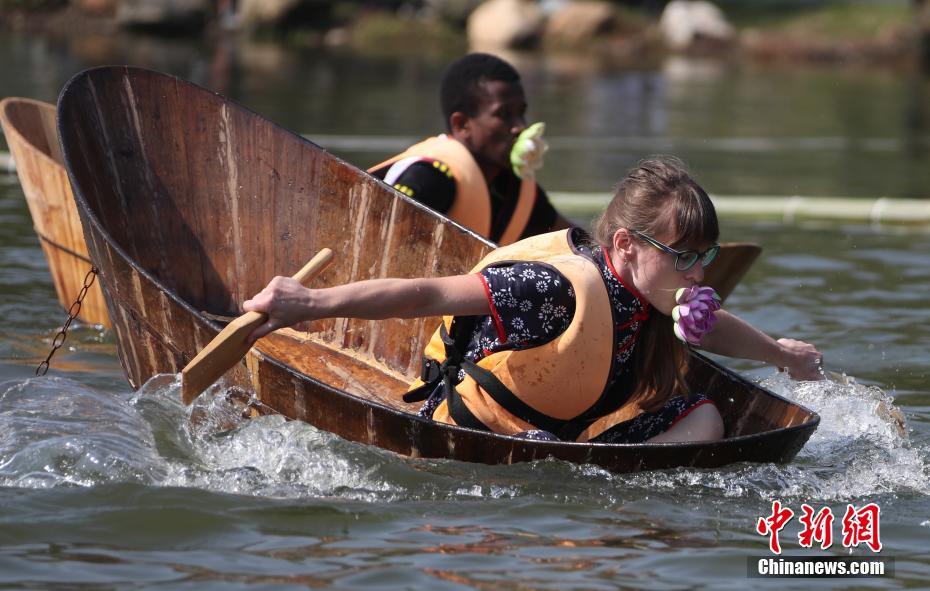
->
xmin=180 ymin=248 xmax=334 ymax=405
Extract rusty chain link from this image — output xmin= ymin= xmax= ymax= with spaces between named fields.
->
xmin=36 ymin=266 xmax=99 ymax=376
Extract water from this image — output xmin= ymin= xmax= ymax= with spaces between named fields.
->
xmin=1 ymin=30 xmax=928 ymax=589
xmin=0 ymin=372 xmax=924 ymax=588
xmin=2 ymin=30 xmax=928 ymax=197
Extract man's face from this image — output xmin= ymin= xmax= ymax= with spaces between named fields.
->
xmin=457 ymin=79 xmax=527 ymax=173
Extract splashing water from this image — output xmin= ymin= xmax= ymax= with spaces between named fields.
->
xmin=0 ymin=377 xmax=168 ymax=487
xmin=0 ymin=370 xmax=924 ymax=506
xmin=618 ymin=370 xmax=928 ymax=503
xmin=126 ymin=375 xmax=412 ymax=501
xmin=761 ymin=371 xmax=927 ymax=500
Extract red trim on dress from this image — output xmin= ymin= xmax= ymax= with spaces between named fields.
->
xmin=601 ymin=243 xmax=649 ymax=308
xmin=600 ymin=245 xmax=650 ymax=356
xmin=616 ymin=309 xmax=651 ymax=331
xmin=615 ymin=332 xmax=639 ymax=356
xmin=478 ymin=273 xmax=507 ymax=342
xmin=668 ymin=399 xmax=718 ymax=429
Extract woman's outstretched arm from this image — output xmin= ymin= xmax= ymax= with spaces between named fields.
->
xmin=699 ymin=310 xmax=824 ymax=380
xmin=242 ymin=274 xmax=489 ymax=343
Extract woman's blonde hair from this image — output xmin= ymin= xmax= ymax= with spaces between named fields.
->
xmin=593 ymin=156 xmax=719 ymax=411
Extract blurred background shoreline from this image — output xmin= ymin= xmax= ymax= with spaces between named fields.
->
xmin=2 ymin=1 xmax=928 ymax=206
xmin=2 ymin=0 xmax=929 ymax=70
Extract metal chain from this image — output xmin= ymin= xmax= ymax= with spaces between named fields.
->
xmin=36 ymin=266 xmax=99 ymax=376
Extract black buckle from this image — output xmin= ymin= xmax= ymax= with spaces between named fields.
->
xmin=404 ymin=358 xmax=444 ymax=403
xmin=420 ymin=358 xmax=441 ymax=383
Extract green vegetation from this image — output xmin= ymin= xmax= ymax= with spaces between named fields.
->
xmin=612 ymin=4 xmax=652 ymax=33
xmin=0 ymin=0 xmax=66 ymax=8
xmin=348 ymin=11 xmax=465 ymax=53
xmin=718 ymin=0 xmax=912 ymax=40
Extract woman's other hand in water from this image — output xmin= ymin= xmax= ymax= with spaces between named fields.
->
xmin=777 ymin=338 xmax=824 ymax=380
xmin=243 ymin=277 xmax=314 ymax=343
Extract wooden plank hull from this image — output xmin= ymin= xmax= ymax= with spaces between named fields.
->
xmin=0 ymin=98 xmax=110 ymax=327
xmin=58 ymin=66 xmax=818 ymax=473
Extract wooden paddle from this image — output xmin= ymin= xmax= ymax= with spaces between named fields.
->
xmin=180 ymin=248 xmax=334 ymax=405
xmin=704 ymin=242 xmax=762 ymax=303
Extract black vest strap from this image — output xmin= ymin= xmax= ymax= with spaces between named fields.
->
xmin=459 ymin=358 xmax=567 ymax=434
xmin=410 ymin=313 xmax=614 ymax=440
xmin=402 ymin=356 xmax=444 ymax=403
xmin=406 ymin=238 xmax=633 ymax=441
xmin=446 ymin=385 xmax=489 ymax=431
xmin=402 ymin=317 xmax=493 ymax=432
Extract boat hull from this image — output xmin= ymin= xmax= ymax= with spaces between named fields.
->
xmin=58 ymin=66 xmax=818 ymax=473
xmin=0 ymin=97 xmax=109 ymax=327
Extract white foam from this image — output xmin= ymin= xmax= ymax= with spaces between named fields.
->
xmin=4 ymin=371 xmax=924 ymax=504
xmin=617 ymin=371 xmax=926 ymax=502
xmin=0 ymin=376 xmax=168 ymax=487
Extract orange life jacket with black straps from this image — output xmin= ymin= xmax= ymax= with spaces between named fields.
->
xmin=404 ymin=229 xmax=652 ymax=442
xmin=367 ymin=135 xmax=537 ymax=245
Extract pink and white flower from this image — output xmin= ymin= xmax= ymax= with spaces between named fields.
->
xmin=672 ymin=285 xmax=721 ymax=345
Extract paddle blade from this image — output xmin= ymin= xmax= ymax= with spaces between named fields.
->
xmin=181 ymin=311 xmax=265 ymax=405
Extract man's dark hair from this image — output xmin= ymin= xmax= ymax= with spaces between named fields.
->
xmin=440 ymin=53 xmax=521 ymax=130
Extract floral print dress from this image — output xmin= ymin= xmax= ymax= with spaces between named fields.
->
xmin=419 ymin=244 xmax=714 ymax=443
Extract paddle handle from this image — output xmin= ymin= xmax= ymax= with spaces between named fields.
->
xmin=292 ymin=248 xmax=334 ymax=286
xmin=233 ymin=247 xmax=334 ymax=333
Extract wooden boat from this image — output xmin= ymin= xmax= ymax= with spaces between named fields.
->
xmin=0 ymin=97 xmax=110 ymax=328
xmin=57 ymin=66 xmax=818 ymax=473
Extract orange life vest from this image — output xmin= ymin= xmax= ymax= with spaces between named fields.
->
xmin=368 ymin=135 xmax=537 ymax=245
xmin=406 ymin=229 xmax=652 ymax=441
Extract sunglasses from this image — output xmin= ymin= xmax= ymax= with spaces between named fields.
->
xmin=629 ymin=229 xmax=720 ymax=272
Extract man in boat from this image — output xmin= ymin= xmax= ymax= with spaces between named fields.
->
xmin=246 ymin=157 xmax=823 ymax=444
xmin=368 ymin=53 xmax=572 ymax=246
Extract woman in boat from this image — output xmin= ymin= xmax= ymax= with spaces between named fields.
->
xmin=243 ymin=157 xmax=823 ymax=444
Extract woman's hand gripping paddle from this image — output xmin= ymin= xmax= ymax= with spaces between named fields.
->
xmin=180 ymin=248 xmax=334 ymax=405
